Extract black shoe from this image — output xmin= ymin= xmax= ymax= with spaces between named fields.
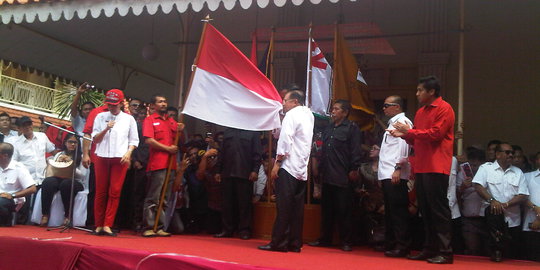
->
xmin=490 ymin=250 xmax=503 ymax=262
xmin=258 ymin=244 xmax=287 ymax=252
xmin=373 ymin=245 xmax=387 ymax=252
xmin=103 ymin=231 xmax=117 ymax=237
xmin=288 ymin=246 xmax=301 ymax=253
xmin=427 ymin=255 xmax=453 ymax=264
xmin=238 ymin=232 xmax=251 ymax=240
xmin=341 ymin=245 xmax=353 ymax=252
xmin=407 ymin=252 xmax=436 ymax=261
xmin=214 ymin=231 xmax=233 ymax=238
xmin=384 ymin=249 xmax=409 ymax=258
xmin=307 ymin=240 xmax=331 ymax=247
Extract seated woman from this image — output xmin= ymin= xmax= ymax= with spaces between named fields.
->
xmin=40 ymin=134 xmax=85 ymax=227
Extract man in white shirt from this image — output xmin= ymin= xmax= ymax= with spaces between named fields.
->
xmin=377 ymin=95 xmax=413 ymax=258
xmin=70 ymin=84 xmax=96 ymax=136
xmin=473 ymin=142 xmax=529 ymax=262
xmin=259 ymin=90 xmax=314 ymax=253
xmin=0 ymin=112 xmax=18 ymax=143
xmin=523 ymin=152 xmax=540 ymax=261
xmin=10 ymin=116 xmax=56 ymax=185
xmin=0 ymin=143 xmax=37 ymax=226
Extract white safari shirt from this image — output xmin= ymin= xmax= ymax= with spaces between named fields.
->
xmin=523 ymin=170 xmax=540 ymax=232
xmin=0 ymin=160 xmax=36 ymax=204
xmin=10 ymin=132 xmax=55 ymax=185
xmin=472 ymin=161 xmax=529 ymax=227
xmin=378 ymin=112 xmax=412 ymax=181
xmin=276 ymin=106 xmax=314 ymax=181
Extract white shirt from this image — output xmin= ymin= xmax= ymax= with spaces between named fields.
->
xmin=11 ymin=132 xmax=55 ymax=185
xmin=1 ymin=130 xmax=19 ymax=142
xmin=0 ymin=160 xmax=36 ymax=204
xmin=92 ymin=111 xmax=139 ymax=158
xmin=254 ymin=164 xmax=267 ymax=196
xmin=71 ymin=114 xmax=86 ymax=136
xmin=378 ymin=112 xmax=412 ymax=180
xmin=276 ymin=106 xmax=314 ymax=181
xmin=448 ymin=157 xmax=461 ymax=219
xmin=472 ymin=161 xmax=529 ymax=227
xmin=457 ymin=165 xmax=485 ymax=217
xmin=523 ymin=170 xmax=540 ymax=232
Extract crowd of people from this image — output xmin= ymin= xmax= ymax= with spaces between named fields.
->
xmin=0 ymin=76 xmax=538 ymax=264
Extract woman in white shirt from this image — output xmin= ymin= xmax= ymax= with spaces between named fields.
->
xmin=40 ymin=133 xmax=87 ymax=227
xmin=91 ymin=89 xmax=139 ymax=236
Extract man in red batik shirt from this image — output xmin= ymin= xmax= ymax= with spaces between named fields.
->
xmin=389 ymin=76 xmax=455 ymax=264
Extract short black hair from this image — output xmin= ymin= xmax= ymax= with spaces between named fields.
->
xmin=511 ymin=145 xmax=523 ymax=152
xmin=495 ymin=142 xmax=511 ymax=152
xmin=286 ymin=90 xmax=306 ymax=106
xmin=0 ymin=112 xmax=10 ymax=119
xmin=81 ymin=101 xmax=95 ymax=108
xmin=487 ymin=139 xmax=502 ymax=148
xmin=388 ymin=95 xmax=404 ymax=108
xmin=150 ymin=94 xmax=166 ymax=104
xmin=0 ymin=142 xmax=14 ymax=158
xmin=466 ymin=147 xmax=486 ymax=162
xmin=282 ymin=83 xmax=300 ymax=91
xmin=418 ymin=76 xmax=441 ymax=97
xmin=166 ymin=106 xmax=178 ymax=113
xmin=535 ymin=151 xmax=540 ymax=161
xmin=334 ymin=99 xmax=351 ymax=117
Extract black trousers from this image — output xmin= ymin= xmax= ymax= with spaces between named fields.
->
xmin=221 ymin=177 xmax=253 ymax=234
xmin=270 ymin=169 xmax=306 ymax=250
xmin=382 ymin=179 xmax=411 ymax=251
xmin=0 ymin=197 xmax=15 ymax=226
xmin=415 ymin=173 xmax=452 ymax=255
xmin=41 ymin=177 xmax=84 ymax=218
xmin=461 ymin=216 xmax=489 ymax=256
xmin=484 ymin=208 xmax=522 ymax=259
xmin=320 ymin=183 xmax=353 ymax=245
xmin=116 ymin=167 xmax=147 ymax=229
xmin=86 ymin=163 xmax=96 ymax=227
xmin=523 ymin=231 xmax=540 ymax=261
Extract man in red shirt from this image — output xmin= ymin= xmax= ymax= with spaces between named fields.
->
xmin=141 ymin=94 xmax=184 ymax=237
xmin=389 ymin=76 xmax=455 ymax=264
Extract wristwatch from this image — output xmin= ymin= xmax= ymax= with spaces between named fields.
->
xmin=10 ymin=192 xmax=16 ymax=199
xmin=487 ymin=197 xmax=494 ymax=203
xmin=394 ymin=164 xmax=401 ymax=170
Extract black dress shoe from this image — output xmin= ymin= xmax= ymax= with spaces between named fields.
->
xmin=407 ymin=252 xmax=436 ymax=261
xmin=288 ymin=246 xmax=301 ymax=253
xmin=258 ymin=244 xmax=287 ymax=252
xmin=103 ymin=231 xmax=117 ymax=237
xmin=490 ymin=250 xmax=503 ymax=262
xmin=307 ymin=240 xmax=331 ymax=247
xmin=214 ymin=231 xmax=233 ymax=238
xmin=341 ymin=245 xmax=353 ymax=252
xmin=427 ymin=255 xmax=453 ymax=264
xmin=238 ymin=232 xmax=251 ymax=240
xmin=384 ymin=249 xmax=409 ymax=258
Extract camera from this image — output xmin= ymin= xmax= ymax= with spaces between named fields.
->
xmin=85 ymin=84 xmax=96 ymax=90
xmin=206 ymin=132 xmax=213 ymax=138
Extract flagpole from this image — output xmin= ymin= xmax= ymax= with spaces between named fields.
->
xmin=152 ymin=15 xmax=213 ymax=233
xmin=332 ymin=23 xmax=338 ymax=105
xmin=457 ymin=0 xmax=465 ymax=156
xmin=266 ymin=26 xmax=275 ymax=203
xmin=306 ymin=23 xmax=313 ymax=205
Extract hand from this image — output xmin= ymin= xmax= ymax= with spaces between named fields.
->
xmin=82 ymin=154 xmax=91 ymax=168
xmin=133 ymin=160 xmax=143 ymax=170
xmin=271 ymin=163 xmax=280 ymax=181
xmin=249 ymin=171 xmax=258 ymax=182
xmin=106 ymin=120 xmax=116 ymax=130
xmin=214 ymin=173 xmax=222 ymax=183
xmin=0 ymin=193 xmax=12 ymax=200
xmin=172 ymin=178 xmax=183 ymax=192
xmin=77 ymin=82 xmax=89 ymax=93
xmin=391 ymin=169 xmax=401 ymax=185
xmin=177 ymin=122 xmax=185 ymax=132
xmin=490 ymin=200 xmax=504 ymax=215
xmin=313 ymin=184 xmax=322 ymax=199
xmin=252 ymin=195 xmax=262 ymax=203
xmin=179 ymin=156 xmax=190 ymax=171
xmin=387 ymin=129 xmax=406 ymax=138
xmin=204 ymin=148 xmax=218 ymax=158
xmin=534 ymin=205 xmax=540 ymax=217
xmin=167 ymin=145 xmax=179 ymax=154
xmin=348 ymin=170 xmax=359 ymax=182
xmin=462 ymin=177 xmax=473 ymax=187
xmin=393 ymin=122 xmax=411 ymax=133
xmin=120 ymin=151 xmax=132 ymax=166
xmin=530 ymin=219 xmax=540 ymax=230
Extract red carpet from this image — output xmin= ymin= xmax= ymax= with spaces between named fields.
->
xmin=0 ymin=226 xmax=537 ymax=270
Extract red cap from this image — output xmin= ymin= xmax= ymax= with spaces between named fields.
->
xmin=104 ymin=89 xmax=124 ymax=105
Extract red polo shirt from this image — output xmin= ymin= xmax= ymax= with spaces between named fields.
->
xmin=143 ymin=113 xmax=177 ymax=172
xmin=404 ymin=97 xmax=455 ymax=175
xmin=83 ymin=105 xmax=108 ymax=162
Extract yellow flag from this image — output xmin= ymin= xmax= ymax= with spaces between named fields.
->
xmin=332 ymin=26 xmax=375 ymax=130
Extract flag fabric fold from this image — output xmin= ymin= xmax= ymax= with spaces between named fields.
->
xmin=333 ymin=27 xmax=375 ymax=130
xmin=307 ymin=38 xmax=332 ymax=117
xmin=182 ymin=24 xmax=282 ymax=131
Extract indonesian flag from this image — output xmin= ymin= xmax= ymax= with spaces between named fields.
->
xmin=182 ymin=24 xmax=282 ymax=131
xmin=307 ymin=38 xmax=332 ymax=117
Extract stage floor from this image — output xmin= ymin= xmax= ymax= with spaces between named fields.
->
xmin=0 ymin=225 xmax=537 ymax=270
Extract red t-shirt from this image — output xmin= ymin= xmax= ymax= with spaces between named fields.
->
xmin=143 ymin=113 xmax=177 ymax=172
xmin=404 ymin=97 xmax=455 ymax=175
xmin=83 ymin=105 xmax=108 ymax=162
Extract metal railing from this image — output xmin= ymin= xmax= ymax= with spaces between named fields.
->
xmin=0 ymin=73 xmax=63 ymax=114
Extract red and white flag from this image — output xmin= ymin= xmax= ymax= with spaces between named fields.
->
xmin=307 ymin=38 xmax=332 ymax=117
xmin=182 ymin=24 xmax=282 ymax=131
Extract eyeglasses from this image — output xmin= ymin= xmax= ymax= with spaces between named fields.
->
xmin=499 ymin=150 xmax=515 ymax=155
xmin=66 ymin=140 xmax=78 ymax=145
xmin=130 ymin=103 xmax=141 ymax=107
xmin=283 ymin=98 xmax=297 ymax=104
xmin=383 ymin=103 xmax=399 ymax=109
